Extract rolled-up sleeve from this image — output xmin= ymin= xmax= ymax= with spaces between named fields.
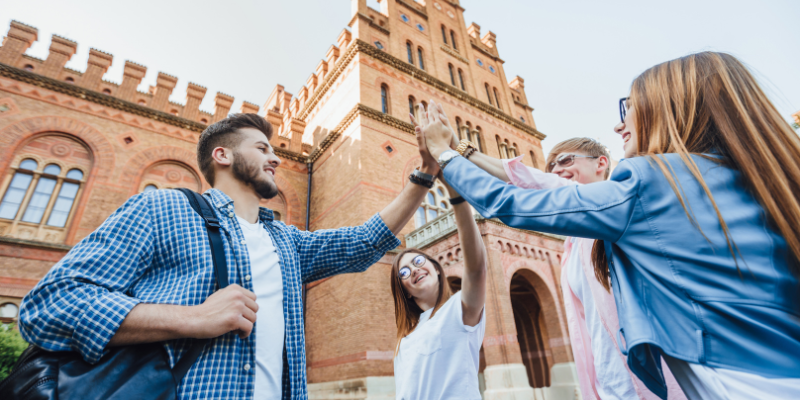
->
xmin=19 ymin=193 xmax=155 ymax=363
xmin=292 ymin=213 xmax=401 ymax=283
xmin=444 ymin=156 xmax=639 ymax=242
xmin=502 ymin=156 xmax=575 ymax=189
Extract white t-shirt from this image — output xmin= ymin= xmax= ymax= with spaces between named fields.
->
xmin=236 ymin=215 xmax=284 ymax=400
xmin=566 ymin=238 xmax=639 ymax=399
xmin=393 ymin=291 xmax=485 ymax=400
xmin=662 ymin=353 xmax=800 ymax=400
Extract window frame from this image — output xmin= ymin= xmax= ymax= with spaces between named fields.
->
xmin=417 ymin=47 xmax=425 ymax=70
xmin=381 ymin=84 xmax=390 ymax=114
xmin=406 ymin=41 xmax=414 ymax=65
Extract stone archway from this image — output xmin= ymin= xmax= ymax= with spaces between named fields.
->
xmin=120 ymin=146 xmax=205 ymax=195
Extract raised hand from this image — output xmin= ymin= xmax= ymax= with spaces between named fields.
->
xmin=409 ymin=104 xmax=440 ymax=176
xmin=416 ymin=100 xmax=457 ymax=159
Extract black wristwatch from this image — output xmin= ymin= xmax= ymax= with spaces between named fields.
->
xmin=409 ymin=168 xmax=436 ymax=188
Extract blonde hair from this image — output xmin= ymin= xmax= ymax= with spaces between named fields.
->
xmin=592 ymin=51 xmax=800 ymax=290
xmin=545 ymin=137 xmax=611 ymax=179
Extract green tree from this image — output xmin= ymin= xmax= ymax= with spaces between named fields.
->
xmin=0 ymin=324 xmax=28 ymax=381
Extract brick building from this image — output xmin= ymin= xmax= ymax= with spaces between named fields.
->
xmin=0 ymin=1 xmax=578 ymax=398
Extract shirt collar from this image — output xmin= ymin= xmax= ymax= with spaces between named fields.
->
xmin=203 ymin=188 xmax=275 ymax=223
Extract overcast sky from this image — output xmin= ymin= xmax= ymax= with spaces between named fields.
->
xmin=4 ymin=0 xmax=799 ymax=159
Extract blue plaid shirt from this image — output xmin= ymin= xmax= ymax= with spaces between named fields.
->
xmin=19 ymin=188 xmax=400 ymax=399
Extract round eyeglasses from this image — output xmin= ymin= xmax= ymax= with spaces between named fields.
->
xmin=619 ymin=97 xmax=630 ymax=124
xmin=548 ymin=153 xmax=598 ymax=171
xmin=398 ymin=254 xmax=426 ymax=281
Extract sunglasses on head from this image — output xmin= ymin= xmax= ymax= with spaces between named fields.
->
xmin=398 ymin=255 xmax=427 ymax=281
xmin=548 ymin=153 xmax=599 ymax=171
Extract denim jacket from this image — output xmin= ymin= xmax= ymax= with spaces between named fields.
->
xmin=443 ymin=154 xmax=800 ymax=398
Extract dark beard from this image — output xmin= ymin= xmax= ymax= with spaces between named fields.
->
xmin=231 ymin=151 xmax=279 ymax=199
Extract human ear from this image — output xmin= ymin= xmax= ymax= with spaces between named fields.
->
xmin=597 ymin=156 xmax=609 ymax=176
xmin=212 ymin=147 xmax=232 ymax=167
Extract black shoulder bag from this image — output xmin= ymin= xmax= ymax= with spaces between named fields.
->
xmin=0 ymin=189 xmax=228 ymax=400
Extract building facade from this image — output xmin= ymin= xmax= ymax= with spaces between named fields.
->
xmin=0 ymin=1 xmax=579 ymax=398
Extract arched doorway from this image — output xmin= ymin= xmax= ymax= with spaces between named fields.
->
xmin=510 ymin=271 xmax=550 ymax=388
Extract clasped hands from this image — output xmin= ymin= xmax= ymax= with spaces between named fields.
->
xmin=410 ymin=101 xmax=461 ymax=177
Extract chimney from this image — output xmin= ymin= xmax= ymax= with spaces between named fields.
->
xmin=182 ymin=83 xmax=207 ymax=121
xmin=240 ymin=101 xmax=259 ymax=114
xmin=150 ymin=72 xmax=178 ymax=112
xmin=0 ymin=21 xmax=38 ymax=66
xmin=40 ymin=35 xmax=77 ymax=78
xmin=117 ymin=61 xmax=147 ymax=101
xmin=467 ymin=23 xmax=481 ymax=39
xmin=212 ymin=92 xmax=235 ymax=123
xmin=481 ymin=31 xmax=497 ymax=49
xmin=79 ymin=48 xmax=113 ymax=91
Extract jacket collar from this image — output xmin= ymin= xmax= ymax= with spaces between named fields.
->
xmin=203 ymin=188 xmax=275 ymax=223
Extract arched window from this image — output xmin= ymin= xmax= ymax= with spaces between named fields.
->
xmin=0 ymin=135 xmax=92 ymax=242
xmin=529 ymin=151 xmax=539 ymax=168
xmin=497 ymin=135 xmax=509 ymax=158
xmin=421 ymin=101 xmax=428 ymax=111
xmin=494 ymin=87 xmax=502 ymax=111
xmin=409 ymin=96 xmax=417 ymax=117
xmin=455 ymin=118 xmax=463 ymax=140
xmin=449 ymin=64 xmax=456 ymax=86
xmin=458 ymin=69 xmax=466 ymax=91
xmin=414 ymin=180 xmax=451 ymax=228
xmin=406 ymin=41 xmax=414 ymax=64
xmin=143 ymin=184 xmax=158 ymax=192
xmin=381 ymin=84 xmax=390 ymax=114
xmin=417 ymin=47 xmax=425 ymax=70
xmin=450 ymin=30 xmax=457 ymax=50
xmin=509 ymin=142 xmax=518 ymax=158
xmin=0 ymin=302 xmax=19 ymax=319
xmin=474 ymin=126 xmax=483 ymax=152
xmin=485 ymin=84 xmax=493 ymax=106
xmin=139 ymin=162 xmax=201 ymax=193
xmin=441 ymin=25 xmax=448 ymax=44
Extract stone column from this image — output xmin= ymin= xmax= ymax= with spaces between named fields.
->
xmin=0 ymin=21 xmax=38 ymax=67
xmin=79 ymin=48 xmax=113 ymax=91
xmin=150 ymin=72 xmax=178 ymax=112
xmin=40 ymin=35 xmax=77 ymax=78
xmin=117 ymin=61 xmax=147 ymax=102
xmin=182 ymin=83 xmax=207 ymax=121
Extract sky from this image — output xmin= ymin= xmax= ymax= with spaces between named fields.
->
xmin=3 ymin=0 xmax=799 ymax=159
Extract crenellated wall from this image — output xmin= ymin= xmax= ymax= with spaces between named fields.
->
xmin=0 ymin=20 xmax=258 ymax=125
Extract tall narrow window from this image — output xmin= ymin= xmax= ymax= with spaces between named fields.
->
xmin=494 ymin=88 xmax=503 ymax=111
xmin=381 ymin=84 xmax=389 ymax=114
xmin=530 ymin=151 xmax=538 ymax=168
xmin=0 ymin=159 xmax=37 ymax=220
xmin=455 ymin=118 xmax=463 ymax=140
xmin=497 ymin=136 xmax=509 ymax=158
xmin=47 ymin=169 xmax=83 ymax=227
xmin=450 ymin=30 xmax=457 ymax=50
xmin=474 ymin=126 xmax=483 ymax=152
xmin=22 ymin=164 xmax=60 ymax=223
xmin=458 ymin=69 xmax=465 ymax=91
xmin=409 ymin=96 xmax=416 ymax=117
xmin=449 ymin=64 xmax=456 ymax=86
xmin=406 ymin=42 xmax=414 ymax=64
xmin=509 ymin=143 xmax=518 ymax=158
xmin=441 ymin=25 xmax=448 ymax=44
xmin=485 ymin=84 xmax=493 ymax=106
xmin=417 ymin=47 xmax=425 ymax=70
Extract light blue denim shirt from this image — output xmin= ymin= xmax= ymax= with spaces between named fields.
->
xmin=443 ymin=154 xmax=800 ymax=398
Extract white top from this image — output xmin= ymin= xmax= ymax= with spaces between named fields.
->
xmin=394 ymin=291 xmax=485 ymax=400
xmin=236 ymin=215 xmax=284 ymax=400
xmin=662 ymin=353 xmax=800 ymax=400
xmin=566 ymin=237 xmax=639 ymax=399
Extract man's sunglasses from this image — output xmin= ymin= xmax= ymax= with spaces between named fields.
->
xmin=398 ymin=255 xmax=426 ymax=281
xmin=619 ymin=97 xmax=630 ymax=124
xmin=548 ymin=154 xmax=598 ymax=171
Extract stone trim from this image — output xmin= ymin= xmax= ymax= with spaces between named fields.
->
xmin=298 ymin=40 xmax=545 ymax=140
xmin=514 ymin=99 xmax=534 ymax=111
xmin=440 ymin=44 xmax=470 ymax=64
xmin=0 ymin=62 xmax=207 ymax=133
xmin=471 ymin=42 xmax=504 ymax=63
xmin=0 ymin=236 xmax=72 ymax=251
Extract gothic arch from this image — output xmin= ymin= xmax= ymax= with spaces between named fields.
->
xmin=120 ymin=146 xmax=206 ymax=195
xmin=272 ymin=174 xmax=304 ymax=229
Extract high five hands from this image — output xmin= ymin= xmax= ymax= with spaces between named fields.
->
xmin=410 ymin=101 xmax=460 ymax=163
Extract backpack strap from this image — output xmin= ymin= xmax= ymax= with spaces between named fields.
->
xmin=171 ymin=188 xmax=231 ymax=384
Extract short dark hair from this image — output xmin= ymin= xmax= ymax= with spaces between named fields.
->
xmin=197 ymin=113 xmax=273 ymax=185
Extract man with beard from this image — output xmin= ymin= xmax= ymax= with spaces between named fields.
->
xmin=19 ymin=114 xmax=441 ymax=399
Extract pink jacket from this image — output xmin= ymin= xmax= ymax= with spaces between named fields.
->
xmin=503 ymin=157 xmax=685 ymax=400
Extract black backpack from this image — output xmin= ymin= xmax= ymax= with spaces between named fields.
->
xmin=0 ymin=189 xmax=228 ymax=400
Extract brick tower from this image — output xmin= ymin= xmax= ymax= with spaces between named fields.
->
xmin=0 ymin=1 xmax=579 ymax=398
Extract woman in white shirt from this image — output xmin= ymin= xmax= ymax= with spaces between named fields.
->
xmin=390 ymin=104 xmax=488 ymax=400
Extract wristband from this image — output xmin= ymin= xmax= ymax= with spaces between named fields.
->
xmin=409 ymin=169 xmax=435 ymax=188
xmin=449 ymin=196 xmax=466 ymax=205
